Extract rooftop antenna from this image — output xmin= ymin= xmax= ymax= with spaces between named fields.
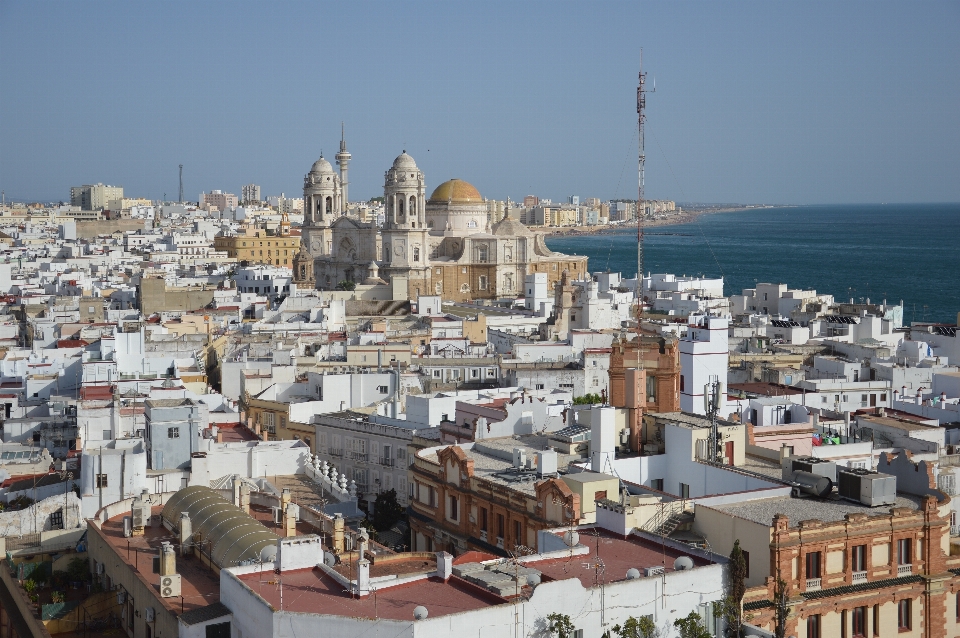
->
xmin=178 ymin=165 xmax=183 ymax=204
xmin=635 ymin=50 xmax=654 ymax=371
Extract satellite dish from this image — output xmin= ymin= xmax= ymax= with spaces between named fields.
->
xmin=626 ymin=568 xmax=641 ymax=580
xmin=526 ymin=574 xmax=541 ymax=587
xmin=563 ymin=531 xmax=580 ymax=547
xmin=323 ymin=552 xmax=339 ymax=567
xmin=413 ymin=605 xmax=428 ymax=620
xmin=674 ymin=556 xmax=694 ymax=571
xmin=260 ymin=545 xmax=277 ymax=563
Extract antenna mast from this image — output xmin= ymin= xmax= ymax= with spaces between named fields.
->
xmin=635 ymin=51 xmax=654 ymax=367
xmin=178 ymin=164 xmax=184 ymax=204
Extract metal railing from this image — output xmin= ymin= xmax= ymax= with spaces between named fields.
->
xmin=897 ymin=564 xmax=912 ymax=576
xmin=852 ymin=571 xmax=867 ymax=584
xmin=379 ymin=457 xmax=395 ymax=467
xmin=640 ymin=499 xmax=686 ymax=535
xmin=348 ymin=452 xmax=368 ymax=462
xmin=805 ymin=578 xmax=822 ymax=591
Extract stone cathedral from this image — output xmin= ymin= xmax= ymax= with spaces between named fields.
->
xmin=294 ymin=147 xmax=587 ymax=303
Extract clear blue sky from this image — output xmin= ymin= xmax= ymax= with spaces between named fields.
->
xmin=1 ymin=1 xmax=958 ymax=205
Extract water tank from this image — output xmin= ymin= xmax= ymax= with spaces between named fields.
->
xmin=791 ymin=471 xmax=833 ymax=498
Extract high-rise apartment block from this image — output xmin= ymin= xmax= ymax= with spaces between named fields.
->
xmin=523 ymin=195 xmax=539 ymax=208
xmin=241 ymin=184 xmax=261 ymax=203
xmin=70 ymin=183 xmax=123 ymax=210
xmin=201 ymin=190 xmax=238 ymax=212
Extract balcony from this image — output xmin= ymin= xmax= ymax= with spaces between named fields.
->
xmin=496 ymin=537 xmax=504 ymax=550
xmin=379 ymin=457 xmax=395 ymax=467
xmin=479 ymin=530 xmax=488 ymax=542
xmin=349 ymin=452 xmax=369 ymax=463
xmin=805 ymin=578 xmax=822 ymax=591
xmin=852 ymin=571 xmax=867 ymax=584
xmin=329 ymin=448 xmax=344 ymax=458
xmin=897 ymin=564 xmax=912 ymax=577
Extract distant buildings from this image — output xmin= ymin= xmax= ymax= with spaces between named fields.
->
xmin=241 ymin=183 xmax=261 ymax=203
xmin=201 ymin=190 xmax=239 ymax=212
xmin=70 ymin=183 xmax=123 ymax=210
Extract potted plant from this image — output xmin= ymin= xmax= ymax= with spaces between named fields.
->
xmin=51 ymin=591 xmax=65 ymax=604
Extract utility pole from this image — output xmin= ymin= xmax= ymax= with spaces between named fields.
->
xmin=178 ymin=165 xmax=184 ymax=204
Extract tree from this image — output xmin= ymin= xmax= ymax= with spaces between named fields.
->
xmin=714 ymin=539 xmax=747 ymax=637
xmin=336 ymin=280 xmax=356 ymax=291
xmin=573 ymin=393 xmax=604 ymax=405
xmin=674 ymin=611 xmax=712 ymax=638
xmin=612 ymin=615 xmax=659 ymax=638
xmin=773 ymin=573 xmax=789 ymax=638
xmin=372 ymin=489 xmax=405 ymax=533
xmin=546 ymin=612 xmax=575 ymax=638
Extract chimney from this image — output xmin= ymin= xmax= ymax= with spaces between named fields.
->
xmin=332 ymin=514 xmax=345 ymax=554
xmin=356 ymin=558 xmax=371 ymax=596
xmin=357 ymin=527 xmax=369 ymax=558
xmin=436 ymin=551 xmax=453 ymax=581
xmin=284 ymin=502 xmax=298 ymax=538
xmin=160 ymin=542 xmax=177 ymax=575
xmin=179 ymin=513 xmax=192 ymax=556
xmin=239 ymin=482 xmax=251 ymax=513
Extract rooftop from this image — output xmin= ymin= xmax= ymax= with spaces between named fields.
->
xmin=236 ymin=568 xmax=503 ymax=620
xmin=710 ymin=493 xmax=923 ymax=527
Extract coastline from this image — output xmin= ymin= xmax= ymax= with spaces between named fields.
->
xmin=540 ymin=205 xmax=776 ymax=237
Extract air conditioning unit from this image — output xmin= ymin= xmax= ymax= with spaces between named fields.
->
xmin=159 ymin=574 xmax=181 ymax=598
xmin=644 ymin=566 xmax=665 ymax=577
xmin=144 ymin=607 xmax=155 ymax=623
xmin=837 ymin=468 xmax=897 ymax=507
xmin=117 ymin=591 xmax=126 ymax=605
xmin=783 ymin=457 xmax=837 ymax=483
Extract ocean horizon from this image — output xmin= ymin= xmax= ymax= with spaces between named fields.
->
xmin=544 ymin=203 xmax=960 ymax=325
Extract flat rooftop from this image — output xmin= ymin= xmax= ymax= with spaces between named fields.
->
xmin=236 ymin=568 xmax=504 ymax=620
xmin=710 ymin=493 xmax=923 ymax=527
xmin=529 ymin=529 xmax=712 ymax=586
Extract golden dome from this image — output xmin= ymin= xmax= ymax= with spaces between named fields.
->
xmin=428 ymin=179 xmax=483 ymax=204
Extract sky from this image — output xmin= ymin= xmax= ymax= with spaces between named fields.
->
xmin=1 ymin=1 xmax=958 ymax=205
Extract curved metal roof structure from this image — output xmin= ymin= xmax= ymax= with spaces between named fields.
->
xmin=161 ymin=485 xmax=277 ymax=569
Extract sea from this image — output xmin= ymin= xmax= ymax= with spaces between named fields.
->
xmin=544 ymin=203 xmax=960 ymax=325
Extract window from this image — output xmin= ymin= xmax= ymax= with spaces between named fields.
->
xmin=448 ymin=495 xmax=459 ymax=521
xmin=898 ymin=599 xmax=911 ymax=630
xmin=480 ymin=507 xmax=488 ymax=532
xmin=535 ymin=384 xmax=545 ymax=390
xmin=50 ymin=509 xmax=63 ymax=530
xmin=478 ymin=275 xmax=488 ymax=290
xmin=679 ymin=483 xmax=690 ymax=499
xmin=852 ymin=545 xmax=867 ymax=572
xmin=806 ymin=551 xmax=822 ymax=579
xmin=841 ymin=610 xmax=847 ymax=638
xmin=646 ymin=375 xmax=657 ymax=402
xmin=853 ymin=606 xmax=866 ymax=637
xmin=651 ymin=478 xmax=663 ymax=491
xmin=168 ymin=427 xmax=180 ymax=439
xmin=514 ymin=520 xmax=522 ymax=545
xmin=96 ymin=474 xmax=108 ymax=488
xmin=957 ymin=591 xmax=960 ymax=621
xmin=280 ymin=417 xmax=286 ymax=429
xmin=897 ymin=538 xmax=912 ymax=565
xmin=873 ymin=605 xmax=880 ymax=636
xmin=377 ymin=385 xmax=389 ymax=394
xmin=497 ymin=513 xmax=505 ymax=538
xmin=807 ymin=614 xmax=820 ymax=638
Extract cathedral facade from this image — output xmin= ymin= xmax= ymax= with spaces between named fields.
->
xmin=294 ymin=149 xmax=588 ymax=303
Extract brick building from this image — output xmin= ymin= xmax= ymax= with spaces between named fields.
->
xmin=409 ymin=441 xmax=581 ymax=556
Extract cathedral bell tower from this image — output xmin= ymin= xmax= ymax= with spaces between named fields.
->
xmin=302 ymin=154 xmax=341 ymax=258
xmin=381 ymin=151 xmax=430 ymax=296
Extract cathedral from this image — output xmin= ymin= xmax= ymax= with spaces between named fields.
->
xmin=293 ymin=144 xmax=588 ymax=303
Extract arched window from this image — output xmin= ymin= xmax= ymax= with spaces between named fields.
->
xmin=325 ymin=197 xmax=332 ymax=214
xmin=476 ymin=244 xmax=488 ymax=263
xmin=398 ymin=197 xmax=405 ymax=218
xmin=413 ymin=247 xmax=420 ymax=262
xmin=409 ymin=196 xmax=416 ymax=217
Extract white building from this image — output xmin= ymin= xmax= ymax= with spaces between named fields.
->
xmin=679 ymin=314 xmax=729 ymax=415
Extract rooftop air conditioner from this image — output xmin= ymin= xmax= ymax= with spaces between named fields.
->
xmin=159 ymin=574 xmax=181 ymax=598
